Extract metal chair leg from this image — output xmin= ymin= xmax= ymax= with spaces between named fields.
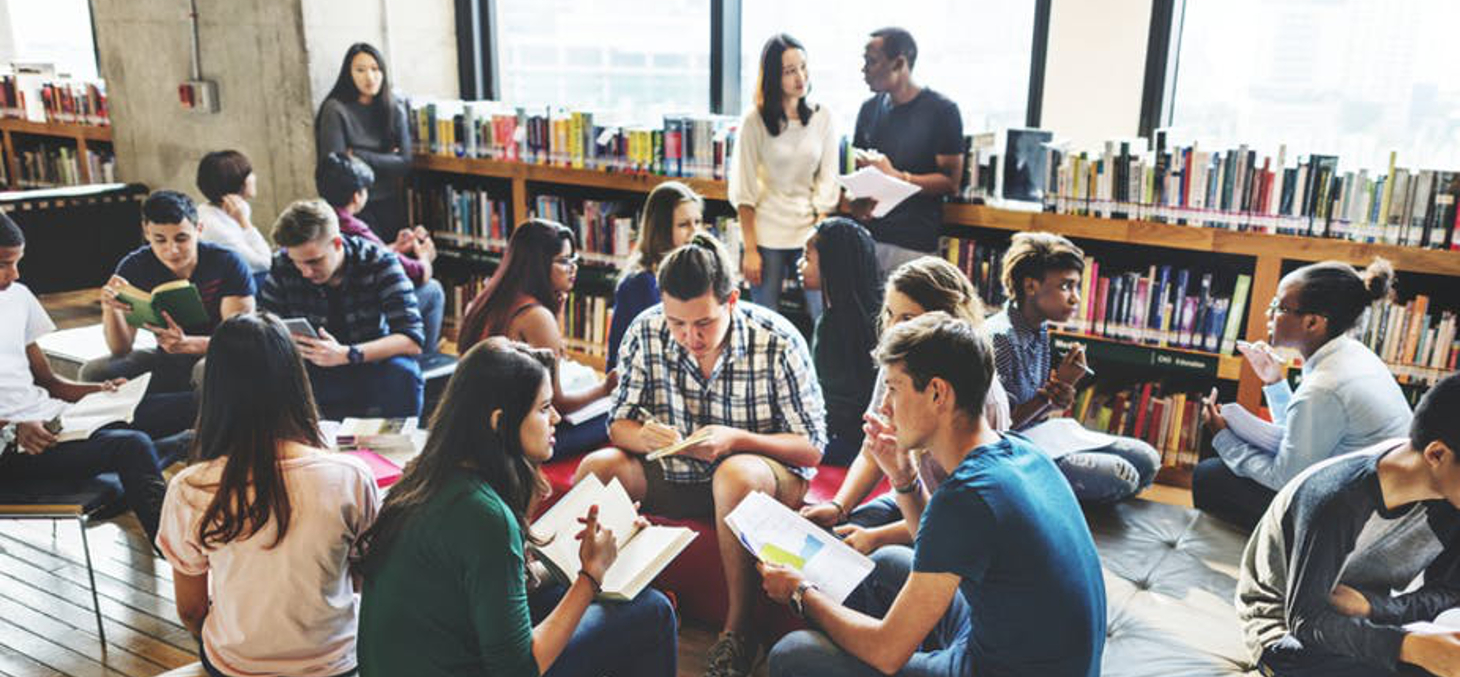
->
xmin=76 ymin=515 xmax=107 ymax=649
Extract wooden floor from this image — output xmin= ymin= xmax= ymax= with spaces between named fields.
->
xmin=6 ymin=290 xmax=1188 ymax=676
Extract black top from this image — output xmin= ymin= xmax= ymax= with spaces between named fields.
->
xmin=853 ymin=88 xmax=963 ymax=252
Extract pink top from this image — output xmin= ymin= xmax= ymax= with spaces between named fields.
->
xmin=157 ymin=453 xmax=380 ymax=677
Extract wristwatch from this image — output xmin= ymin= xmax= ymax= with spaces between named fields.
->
xmin=347 ymin=345 xmax=365 ymax=365
xmin=790 ymin=580 xmax=820 ymax=618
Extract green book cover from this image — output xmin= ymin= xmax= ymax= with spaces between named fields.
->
xmin=117 ymin=279 xmax=207 ymax=329
xmin=1221 ymin=274 xmax=1252 ymax=355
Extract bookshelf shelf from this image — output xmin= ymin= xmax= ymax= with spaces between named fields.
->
xmin=0 ymin=118 xmax=112 ymax=142
xmin=1050 ymin=330 xmax=1244 ymax=381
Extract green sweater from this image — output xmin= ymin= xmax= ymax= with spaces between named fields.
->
xmin=359 ymin=475 xmax=538 ymax=677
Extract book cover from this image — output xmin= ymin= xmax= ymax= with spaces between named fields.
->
xmin=116 ymin=279 xmax=208 ymax=330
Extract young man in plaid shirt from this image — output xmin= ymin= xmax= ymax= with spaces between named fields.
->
xmin=259 ymin=199 xmax=424 ymax=419
xmin=573 ymin=234 xmax=827 ymax=677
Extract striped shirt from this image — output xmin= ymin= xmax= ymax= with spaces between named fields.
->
xmin=611 ymin=301 xmax=827 ymax=483
xmin=986 ymin=303 xmax=1050 ymax=408
xmin=259 ymin=234 xmax=424 ymax=348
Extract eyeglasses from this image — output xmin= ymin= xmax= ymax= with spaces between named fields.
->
xmin=553 ymin=254 xmax=581 ymax=268
xmin=1266 ymin=299 xmax=1315 ymax=317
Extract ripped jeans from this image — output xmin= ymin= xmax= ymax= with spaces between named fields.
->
xmin=1054 ymin=436 xmax=1161 ymax=504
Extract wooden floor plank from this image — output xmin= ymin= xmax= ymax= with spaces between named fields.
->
xmin=0 ymin=576 xmax=194 ymax=665
xmin=0 ymin=556 xmax=185 ymax=638
xmin=0 ymin=598 xmax=169 ymax=677
xmin=0 ymin=642 xmax=68 ymax=677
xmin=0 ymin=532 xmax=174 ymax=603
xmin=0 ymin=618 xmax=131 ymax=677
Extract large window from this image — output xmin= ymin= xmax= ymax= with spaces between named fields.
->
xmin=0 ymin=0 xmax=98 ymax=80
xmin=739 ymin=0 xmax=1037 ymax=134
xmin=495 ymin=0 xmax=710 ymax=121
xmin=1169 ymin=0 xmax=1460 ymax=171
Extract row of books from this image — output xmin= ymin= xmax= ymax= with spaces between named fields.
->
xmin=406 ymin=181 xmax=512 ymax=243
xmin=1044 ymin=135 xmax=1460 ymax=249
xmin=941 ymin=237 xmax=1009 ymax=309
xmin=531 ymin=195 xmax=635 ymax=262
xmin=13 ymin=144 xmax=115 ymax=187
xmin=1058 ymin=258 xmax=1252 ymax=356
xmin=562 ymin=291 xmax=612 ymax=358
xmin=0 ymin=75 xmax=109 ymax=126
xmin=1354 ymin=295 xmax=1459 ymax=385
xmin=1067 ymin=381 xmax=1207 ymax=468
xmin=406 ymin=99 xmax=737 ymax=179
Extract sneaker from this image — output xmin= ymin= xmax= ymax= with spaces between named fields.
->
xmin=704 ymin=630 xmax=757 ymax=677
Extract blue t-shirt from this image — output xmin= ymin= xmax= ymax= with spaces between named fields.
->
xmin=914 ymin=434 xmax=1106 ymax=677
xmin=116 ymin=241 xmax=255 ymax=334
xmin=853 ymin=88 xmax=963 ymax=252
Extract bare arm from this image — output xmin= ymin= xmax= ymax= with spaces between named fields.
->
xmin=515 ymin=307 xmax=611 ymax=412
xmin=28 ymin=344 xmax=105 ymax=403
xmin=172 ymin=571 xmax=209 ymax=640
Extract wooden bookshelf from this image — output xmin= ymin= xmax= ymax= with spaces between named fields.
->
xmin=0 ymin=118 xmax=114 ymax=187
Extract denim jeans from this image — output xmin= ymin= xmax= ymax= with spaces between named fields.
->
xmin=415 ymin=278 xmax=445 ymax=356
xmin=751 ymin=246 xmax=822 ymax=322
xmin=1257 ymin=636 xmax=1429 ymax=677
xmin=80 ymin=347 xmax=204 ymax=394
xmin=553 ymin=412 xmax=610 ymax=459
xmin=769 ymin=545 xmax=972 ymax=677
xmin=307 ymin=354 xmax=423 ymax=420
xmin=847 ymin=494 xmax=900 ymax=529
xmin=527 ymin=583 xmax=678 ymax=677
xmin=1192 ymin=456 xmax=1277 ymax=531
xmin=822 ymin=430 xmax=864 ymax=467
xmin=1 ymin=427 xmax=166 ymax=541
xmin=1055 ymin=436 xmax=1161 ymax=504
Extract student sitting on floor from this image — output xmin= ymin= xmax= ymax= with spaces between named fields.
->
xmin=1236 ymin=372 xmax=1460 ymax=677
xmin=357 ymin=338 xmax=677 ymax=677
xmin=607 ymin=180 xmax=703 ymax=372
xmin=259 ymin=199 xmax=424 ymax=419
xmin=84 ymin=190 xmax=256 ymax=394
xmin=573 ymin=233 xmax=827 ymax=677
xmin=157 ymin=313 xmax=379 ymax=677
xmin=1197 ymin=258 xmax=1413 ymax=530
xmin=457 ymin=219 xmax=616 ymax=457
xmin=195 ymin=150 xmax=274 ymax=279
xmin=985 ymin=232 xmax=1160 ymax=503
xmin=763 ymin=312 xmax=1106 ymax=677
xmin=801 ymin=256 xmax=1010 ymax=554
xmin=316 ymin=152 xmax=445 ymax=361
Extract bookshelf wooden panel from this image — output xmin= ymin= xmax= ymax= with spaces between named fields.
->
xmin=0 ymin=119 xmax=114 ymax=187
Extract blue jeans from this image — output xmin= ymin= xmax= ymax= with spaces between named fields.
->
xmin=1192 ymin=456 xmax=1276 ymax=531
xmin=527 ymin=584 xmax=678 ymax=677
xmin=554 ymin=412 xmax=610 ymax=459
xmin=1258 ymin=636 xmax=1428 ymax=677
xmin=847 ymin=494 xmax=900 ymax=529
xmin=751 ymin=246 xmax=822 ymax=321
xmin=80 ymin=348 xmax=204 ymax=394
xmin=0 ymin=427 xmax=165 ymax=541
xmin=307 ymin=355 xmax=423 ymax=420
xmin=415 ymin=278 xmax=444 ymax=356
xmin=1055 ymin=436 xmax=1161 ymax=504
xmin=769 ymin=545 xmax=972 ymax=677
xmin=823 ymin=430 xmax=864 ymax=467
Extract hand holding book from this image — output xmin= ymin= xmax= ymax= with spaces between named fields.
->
xmin=575 ymin=504 xmax=618 ymax=588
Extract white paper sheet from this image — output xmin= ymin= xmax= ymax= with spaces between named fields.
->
xmin=56 ymin=373 xmax=152 ymax=443
xmin=1221 ymin=402 xmax=1283 ymax=454
xmin=1019 ymin=418 xmax=1118 ymax=460
xmin=724 ymin=491 xmax=874 ymax=603
xmin=1405 ymin=608 xmax=1460 ymax=634
xmin=836 ymin=167 xmax=920 ymax=218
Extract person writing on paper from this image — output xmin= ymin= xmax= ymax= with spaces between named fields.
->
xmin=85 ymin=190 xmax=257 ymax=393
xmin=259 ymin=199 xmax=424 ymax=419
xmin=357 ymin=338 xmax=677 ymax=677
xmin=458 ymin=219 xmax=617 ymax=457
xmin=157 ymin=313 xmax=380 ymax=677
xmin=1196 ymin=259 xmax=1412 ymax=529
xmin=801 ymin=256 xmax=1010 ymax=555
xmin=0 ymin=214 xmax=172 ymax=543
xmin=847 ymin=27 xmax=964 ymax=276
xmin=195 ymin=150 xmax=273 ymax=279
xmin=763 ymin=313 xmax=1105 ymax=677
xmin=607 ymin=181 xmax=703 ymax=372
xmin=1236 ymin=372 xmax=1460 ymax=677
xmin=986 ymin=232 xmax=1160 ymax=503
xmin=573 ymin=234 xmax=826 ymax=677
xmin=729 ymin=33 xmax=839 ymax=320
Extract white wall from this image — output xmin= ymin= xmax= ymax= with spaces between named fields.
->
xmin=1041 ymin=0 xmax=1153 ymax=149
xmin=302 ymin=0 xmax=458 ymax=113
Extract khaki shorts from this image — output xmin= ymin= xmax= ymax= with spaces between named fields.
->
xmin=637 ymin=454 xmax=804 ymax=520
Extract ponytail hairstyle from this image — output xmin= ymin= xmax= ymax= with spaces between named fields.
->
xmin=1289 ymin=257 xmax=1394 ymax=338
xmin=754 ymin=33 xmax=814 ymax=136
xmin=884 ymin=256 xmax=987 ymax=333
xmin=657 ymin=232 xmax=739 ymax=303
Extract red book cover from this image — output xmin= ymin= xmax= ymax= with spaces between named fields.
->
xmin=1132 ymin=383 xmax=1154 ymax=439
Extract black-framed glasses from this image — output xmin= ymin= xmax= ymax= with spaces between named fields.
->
xmin=1266 ymin=299 xmax=1315 ymax=317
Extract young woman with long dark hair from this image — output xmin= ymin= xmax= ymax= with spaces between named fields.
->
xmin=728 ymin=33 xmax=839 ymax=320
xmin=316 ymin=43 xmax=412 ymax=241
xmin=157 ymin=313 xmax=380 ymax=677
xmin=606 ymin=181 xmax=703 ymax=371
xmin=357 ymin=338 xmax=677 ymax=677
xmin=458 ymin=219 xmax=616 ymax=456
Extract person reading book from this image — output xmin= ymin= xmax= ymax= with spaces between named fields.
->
xmin=763 ymin=312 xmax=1106 ymax=677
xmin=607 ymin=181 xmax=703 ymax=372
xmin=357 ymin=338 xmax=677 ymax=677
xmin=157 ymin=313 xmax=380 ymax=677
xmin=1236 ymin=372 xmax=1460 ymax=677
xmin=801 ymin=256 xmax=1010 ymax=554
xmin=259 ymin=199 xmax=424 ymax=419
xmin=84 ymin=190 xmax=256 ymax=394
xmin=0 ymin=214 xmax=174 ymax=543
xmin=316 ymin=151 xmax=445 ymax=360
xmin=195 ymin=150 xmax=273 ymax=278
xmin=1196 ymin=258 xmax=1413 ymax=530
xmin=847 ymin=27 xmax=965 ymax=277
xmin=729 ymin=33 xmax=839 ymax=320
xmin=572 ymin=233 xmax=827 ymax=677
xmin=316 ymin=42 xmax=412 ymax=242
xmin=458 ymin=219 xmax=617 ymax=457
xmin=986 ymin=232 xmax=1160 ymax=503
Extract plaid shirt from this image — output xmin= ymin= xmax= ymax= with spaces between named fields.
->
xmin=611 ymin=301 xmax=827 ymax=483
xmin=259 ymin=234 xmax=424 ymax=348
xmin=985 ymin=303 xmax=1050 ymax=408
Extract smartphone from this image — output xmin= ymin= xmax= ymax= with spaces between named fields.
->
xmin=282 ymin=318 xmax=320 ymax=339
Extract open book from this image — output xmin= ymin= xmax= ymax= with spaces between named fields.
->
xmin=116 ymin=279 xmax=208 ymax=329
xmin=725 ymin=491 xmax=874 ymax=603
xmin=57 ymin=373 xmax=152 ymax=443
xmin=529 ymin=474 xmax=696 ymax=601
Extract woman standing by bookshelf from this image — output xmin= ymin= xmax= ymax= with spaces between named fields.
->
xmin=1196 ymin=258 xmax=1413 ymax=530
xmin=728 ymin=33 xmax=839 ymax=320
xmin=606 ymin=181 xmax=703 ymax=371
xmin=357 ymin=339 xmax=677 ymax=677
xmin=316 ymin=43 xmax=412 ymax=242
xmin=195 ymin=150 xmax=272 ymax=281
xmin=458 ymin=219 xmax=616 ymax=457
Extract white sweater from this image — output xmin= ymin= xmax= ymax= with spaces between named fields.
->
xmin=727 ymin=105 xmax=840 ymax=250
xmin=197 ymin=203 xmax=273 ymax=273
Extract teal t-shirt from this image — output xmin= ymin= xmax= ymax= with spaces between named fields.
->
xmin=913 ymin=434 xmax=1106 ymax=677
xmin=359 ymin=474 xmax=538 ymax=677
